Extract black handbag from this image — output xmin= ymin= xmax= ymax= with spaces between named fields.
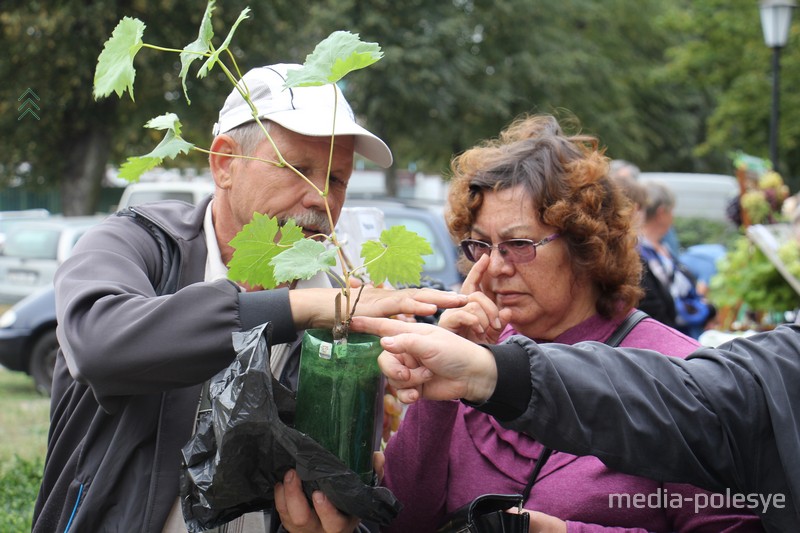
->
xmin=436 ymin=310 xmax=649 ymax=533
xmin=435 ymin=493 xmax=530 ymax=533
xmin=436 ymin=448 xmax=553 ymax=533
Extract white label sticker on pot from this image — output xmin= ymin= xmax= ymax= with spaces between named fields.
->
xmin=319 ymin=342 xmax=332 ymax=360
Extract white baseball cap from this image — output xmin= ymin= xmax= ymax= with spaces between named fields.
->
xmin=212 ymin=63 xmax=393 ymax=168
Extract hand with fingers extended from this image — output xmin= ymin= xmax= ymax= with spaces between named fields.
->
xmin=349 ymin=316 xmax=498 ymax=405
xmin=354 ymin=277 xmax=420 ymax=324
xmin=438 ymin=255 xmax=511 ymax=343
xmin=289 ymin=287 xmax=468 ymax=331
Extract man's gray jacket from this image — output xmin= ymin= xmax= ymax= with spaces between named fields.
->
xmin=32 ymin=197 xmax=298 ymax=532
xmin=479 ymin=325 xmax=800 ymax=533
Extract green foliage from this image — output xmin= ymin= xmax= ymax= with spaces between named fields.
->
xmin=272 ymin=239 xmax=339 ymax=285
xmin=0 ymin=368 xmax=48 ymax=532
xmin=305 ymin=0 xmax=715 ymax=174
xmin=227 ymin=213 xmax=433 ymax=292
xmin=93 ymin=12 xmax=385 ymax=187
xmin=93 ymin=4 xmax=251 ymax=107
xmin=0 ymin=455 xmax=44 ymax=531
xmin=198 ymin=7 xmax=251 ymax=78
xmin=0 ymin=0 xmax=269 ymax=214
xmin=179 ymin=0 xmax=217 ymax=102
xmin=662 ymin=0 xmax=800 ymax=180
xmin=0 ymin=3 xmax=123 ymax=207
xmin=93 ymin=17 xmax=146 ymax=100
xmin=359 ymin=225 xmax=433 ymax=286
xmin=740 ymin=191 xmax=772 ymax=225
xmin=118 ymin=114 xmax=194 ymax=181
xmin=227 ymin=215 xmax=305 ymax=289
xmin=709 ymin=235 xmax=800 ymax=313
xmin=93 ymin=4 xmax=434 ymax=325
xmin=91 ymin=4 xmax=258 ymax=185
xmin=672 ymin=217 xmax=739 ymax=250
xmin=285 ymin=31 xmax=383 ymax=87
xmin=778 ymin=239 xmax=800 ymax=279
xmin=7 ymin=0 xmax=799 ymax=215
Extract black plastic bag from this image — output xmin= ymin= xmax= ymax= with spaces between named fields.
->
xmin=180 ymin=323 xmax=401 ymax=532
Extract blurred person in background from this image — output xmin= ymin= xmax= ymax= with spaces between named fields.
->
xmin=612 ymin=173 xmax=678 ymax=328
xmin=640 ymin=181 xmax=715 ymax=339
xmin=609 ymin=159 xmax=681 ymax=257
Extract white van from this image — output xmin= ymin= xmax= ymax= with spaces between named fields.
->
xmin=117 ymin=181 xmax=215 ymax=210
xmin=638 ymin=172 xmax=739 ymax=222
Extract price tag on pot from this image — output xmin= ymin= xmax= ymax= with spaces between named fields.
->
xmin=318 ymin=341 xmax=333 ymax=360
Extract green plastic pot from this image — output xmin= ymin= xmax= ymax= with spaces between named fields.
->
xmin=294 ymin=328 xmax=384 ymax=485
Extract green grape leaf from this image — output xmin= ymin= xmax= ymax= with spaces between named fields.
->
xmin=145 ymin=113 xmax=185 ymax=133
xmin=361 ymin=225 xmax=432 ymax=286
xmin=227 ymin=215 xmax=304 ymax=289
xmin=271 ymin=239 xmax=338 ymax=285
xmin=118 ymin=157 xmax=161 ymax=182
xmin=93 ymin=17 xmax=146 ymax=100
xmin=117 ymin=113 xmax=194 ymax=182
xmin=179 ymin=0 xmax=216 ymax=104
xmin=198 ymin=7 xmax=251 ymax=78
xmin=284 ymin=31 xmax=383 ymax=87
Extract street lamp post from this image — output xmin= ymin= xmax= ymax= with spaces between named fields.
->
xmin=760 ymin=0 xmax=796 ymax=172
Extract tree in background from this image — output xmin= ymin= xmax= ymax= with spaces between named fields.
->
xmin=304 ymin=0 xmax=714 ymax=178
xmin=1 ymin=2 xmax=121 ymax=215
xmin=0 ymin=0 xmax=309 ymax=214
xmin=662 ymin=0 xmax=800 ymax=187
xmin=1 ymin=0 xmax=797 ymax=213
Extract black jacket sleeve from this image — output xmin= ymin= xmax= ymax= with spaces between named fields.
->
xmin=462 ymin=340 xmax=533 ymax=421
xmin=479 ymin=327 xmax=800 ymax=532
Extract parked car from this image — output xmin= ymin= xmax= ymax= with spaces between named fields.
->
xmin=0 ymin=286 xmax=57 ymax=394
xmin=0 ymin=208 xmax=50 ymax=253
xmin=0 ymin=185 xmax=222 ymax=394
xmin=0 ymin=216 xmax=106 ymax=305
xmin=342 ymin=198 xmax=463 ymax=290
xmin=116 ymin=180 xmax=215 ymax=210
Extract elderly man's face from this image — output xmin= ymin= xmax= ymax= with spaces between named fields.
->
xmin=226 ymin=123 xmax=355 ymax=239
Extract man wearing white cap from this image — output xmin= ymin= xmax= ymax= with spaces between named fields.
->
xmin=32 ymin=64 xmax=466 ymax=533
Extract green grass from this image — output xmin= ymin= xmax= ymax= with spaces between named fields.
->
xmin=0 ymin=455 xmax=44 ymax=531
xmin=0 ymin=369 xmax=50 ymax=465
xmin=0 ymin=368 xmax=49 ymax=531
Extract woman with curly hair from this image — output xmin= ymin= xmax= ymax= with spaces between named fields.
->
xmin=380 ymin=115 xmax=762 ymax=532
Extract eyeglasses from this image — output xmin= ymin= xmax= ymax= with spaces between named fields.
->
xmin=460 ymin=234 xmax=560 ymax=264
